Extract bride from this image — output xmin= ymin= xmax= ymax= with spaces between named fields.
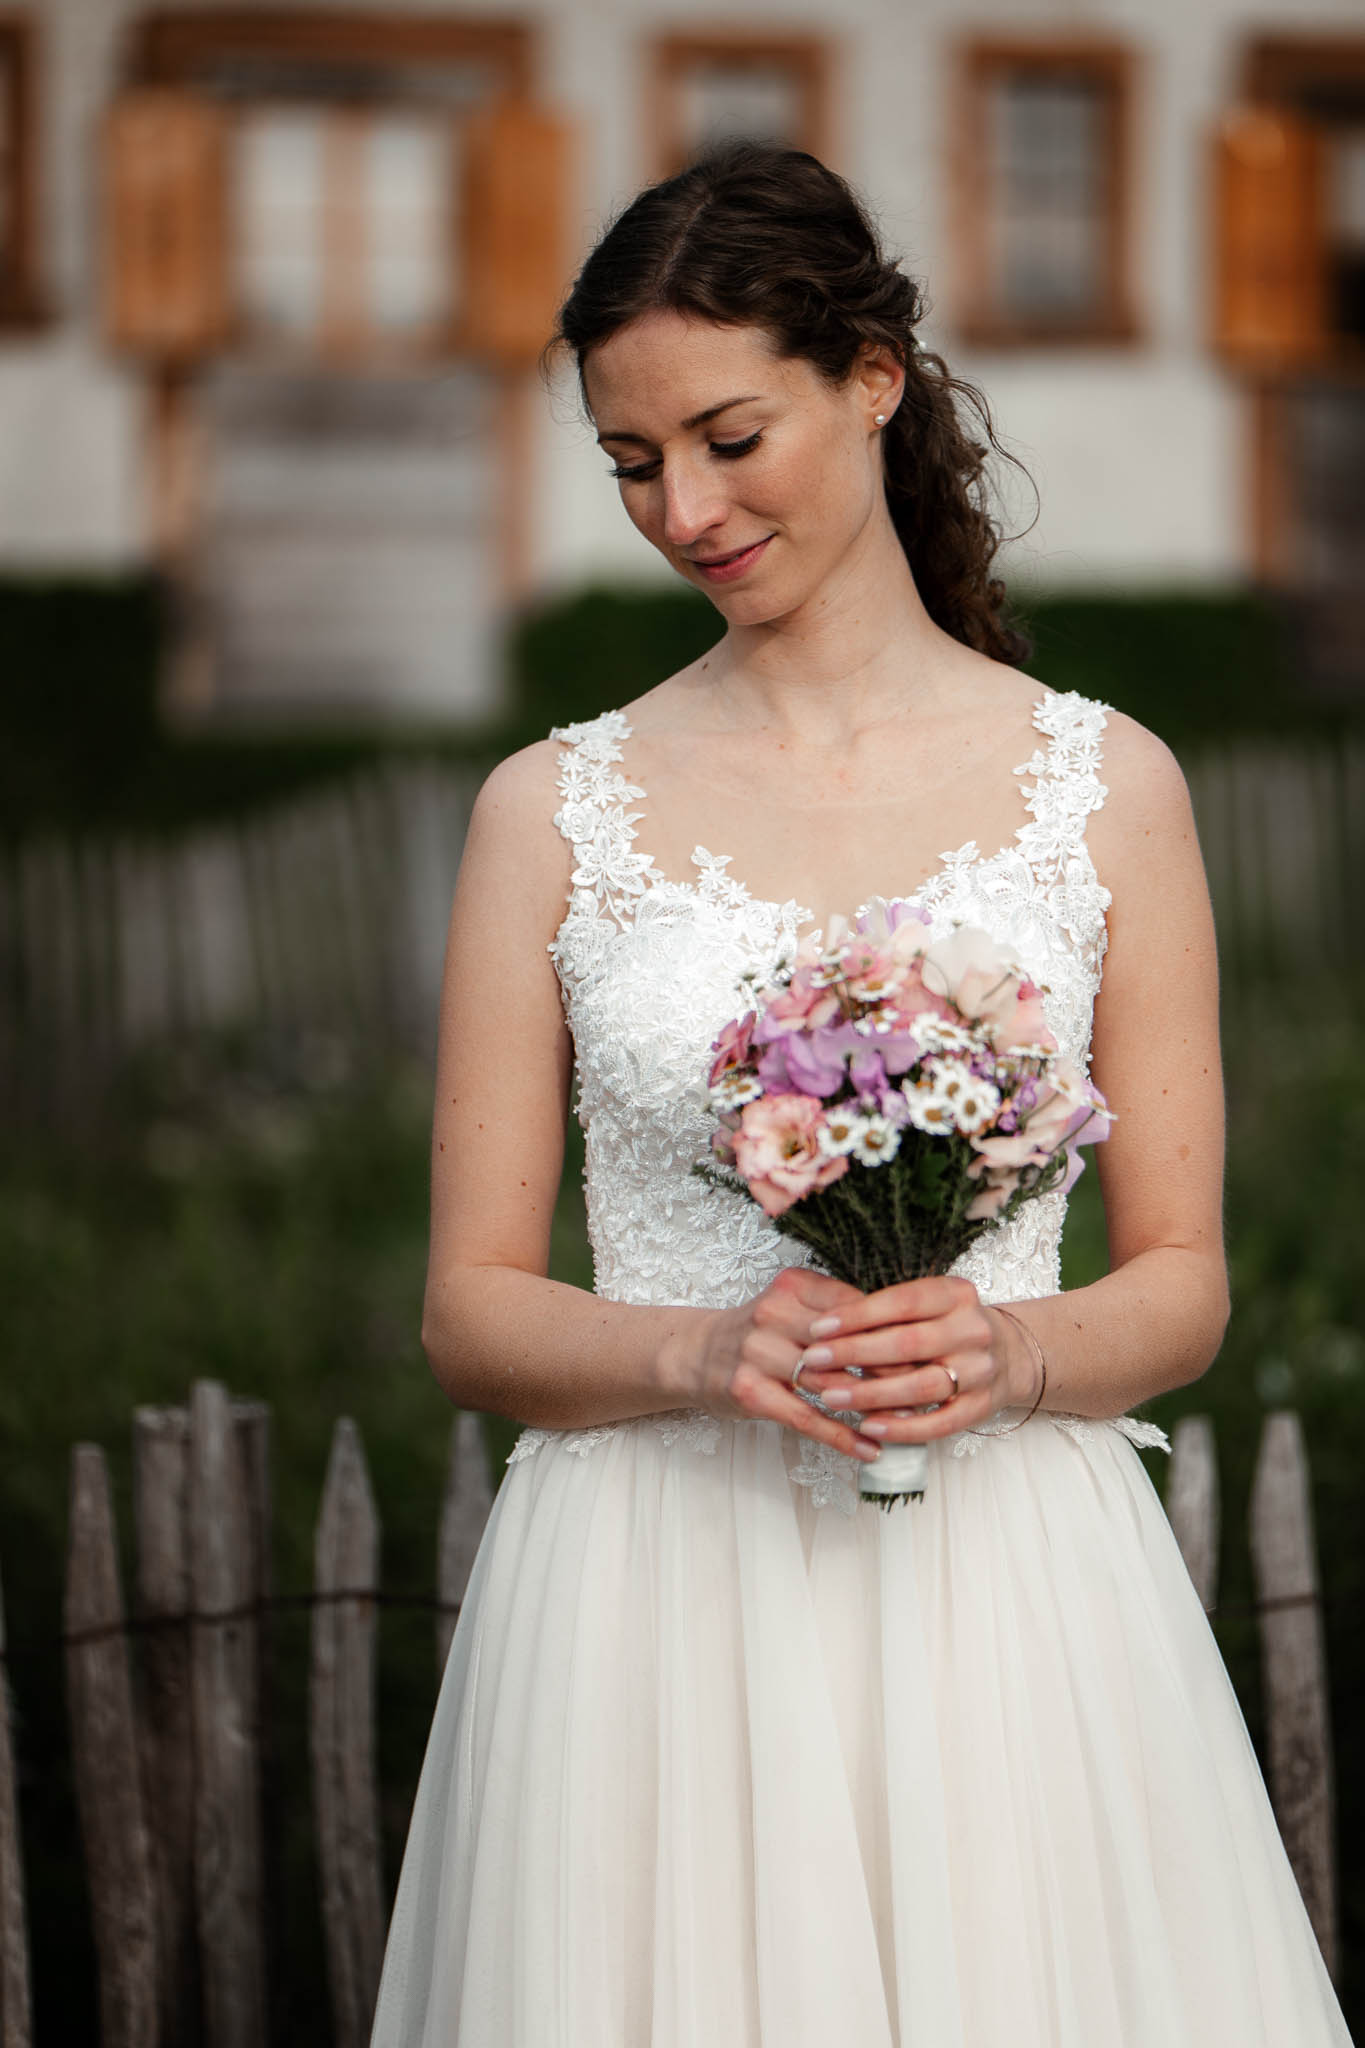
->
xmin=370 ymin=143 xmax=1352 ymax=2045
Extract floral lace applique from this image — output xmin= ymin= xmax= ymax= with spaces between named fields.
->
xmin=516 ymin=691 xmax=1160 ymax=1500
xmin=508 ymin=1408 xmax=722 ymax=1468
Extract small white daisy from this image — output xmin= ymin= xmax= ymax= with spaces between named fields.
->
xmin=903 ymin=1083 xmax=957 ymax=1135
xmin=851 ymin=1114 xmax=902 ymax=1165
xmin=709 ymin=1070 xmax=764 ymax=1111
xmin=926 ymin=1059 xmax=1001 ymax=1136
xmin=816 ymin=1106 xmax=865 ymax=1156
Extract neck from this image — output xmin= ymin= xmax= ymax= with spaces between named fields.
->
xmin=700 ymin=504 xmax=961 ymax=742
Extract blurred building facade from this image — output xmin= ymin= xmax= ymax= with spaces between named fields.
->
xmin=1 ymin=0 xmax=1361 ymax=724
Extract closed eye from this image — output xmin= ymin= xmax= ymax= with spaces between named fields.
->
xmin=609 ymin=430 xmax=764 ymax=483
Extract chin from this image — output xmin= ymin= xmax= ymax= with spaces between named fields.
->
xmin=711 ymin=584 xmax=811 ymax=629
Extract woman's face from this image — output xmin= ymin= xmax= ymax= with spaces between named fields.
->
xmin=582 ymin=311 xmax=900 ymax=627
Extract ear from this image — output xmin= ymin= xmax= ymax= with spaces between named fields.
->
xmin=851 ymin=342 xmax=905 ymax=426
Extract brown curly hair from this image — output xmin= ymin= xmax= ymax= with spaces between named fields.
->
xmin=548 ymin=140 xmax=1036 ymax=666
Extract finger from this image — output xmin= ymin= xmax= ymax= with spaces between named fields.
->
xmin=740 ymin=1368 xmax=882 ymax=1464
xmin=767 ymin=1265 xmax=867 ymax=1314
xmin=806 ymin=1302 xmax=989 ymax=1378
xmin=806 ymin=1273 xmax=975 ymax=1338
xmin=859 ymin=1389 xmax=995 ymax=1444
xmin=817 ymin=1359 xmax=977 ymax=1413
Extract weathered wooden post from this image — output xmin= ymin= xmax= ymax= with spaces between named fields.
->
xmin=0 ymin=1563 xmax=33 ymax=2048
xmin=1165 ymin=1414 xmax=1220 ymax=1612
xmin=133 ymin=1406 xmax=197 ymax=2046
xmin=187 ymin=1382 xmax=267 ymax=2046
xmin=311 ymin=1420 xmax=384 ymax=2048
xmin=436 ymin=1412 xmax=493 ymax=1673
xmin=1249 ymin=1410 xmax=1338 ymax=1978
xmin=65 ymin=1445 xmax=159 ymax=2046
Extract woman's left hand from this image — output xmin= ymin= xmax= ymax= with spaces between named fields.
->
xmin=791 ymin=1275 xmax=1035 ymax=1442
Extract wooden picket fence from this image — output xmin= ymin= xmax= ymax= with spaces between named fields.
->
xmin=0 ymin=756 xmax=481 ymax=1134
xmin=0 ymin=1391 xmax=1341 ymax=2047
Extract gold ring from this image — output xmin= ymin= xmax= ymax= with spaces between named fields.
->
xmin=944 ymin=1365 xmax=960 ymax=1396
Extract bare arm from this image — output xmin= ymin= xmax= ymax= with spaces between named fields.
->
xmin=420 ymin=741 xmax=878 ymax=1463
xmin=798 ymin=715 xmax=1230 ymax=1429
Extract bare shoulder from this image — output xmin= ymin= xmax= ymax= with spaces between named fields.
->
xmin=471 ymin=734 xmax=565 ymax=824
xmin=1089 ymin=708 xmax=1207 ymax=905
xmin=457 ymin=737 xmax=575 ymax=940
xmin=1094 ymin=709 xmax=1195 ymax=836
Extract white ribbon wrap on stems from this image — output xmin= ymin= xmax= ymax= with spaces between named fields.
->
xmin=858 ymin=1440 xmax=930 ymax=1501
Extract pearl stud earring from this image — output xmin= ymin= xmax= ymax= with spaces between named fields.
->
xmin=874 ymin=413 xmax=887 ymax=426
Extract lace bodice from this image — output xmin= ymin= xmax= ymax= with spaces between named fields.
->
xmin=509 ymin=688 xmax=1168 ymax=1508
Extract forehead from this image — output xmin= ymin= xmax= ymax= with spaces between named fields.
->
xmin=583 ymin=310 xmax=815 ymax=433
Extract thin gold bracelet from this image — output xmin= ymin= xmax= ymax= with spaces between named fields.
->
xmin=975 ymin=1305 xmax=1047 ymax=1435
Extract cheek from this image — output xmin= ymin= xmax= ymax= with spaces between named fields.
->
xmin=765 ymin=427 xmax=870 ymax=526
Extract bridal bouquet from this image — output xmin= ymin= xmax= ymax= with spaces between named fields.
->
xmin=697 ymin=900 xmax=1112 ymax=1506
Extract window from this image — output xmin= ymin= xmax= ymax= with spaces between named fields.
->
xmin=0 ymin=15 xmax=38 ymax=326
xmin=233 ymin=104 xmax=458 ymax=359
xmin=117 ymin=13 xmax=551 ymax=368
xmin=952 ymin=39 xmax=1137 ymax=347
xmin=649 ymin=34 xmax=831 ymax=179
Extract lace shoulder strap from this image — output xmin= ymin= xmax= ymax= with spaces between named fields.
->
xmin=547 ymin=709 xmax=661 ymax=966
xmin=1013 ymin=688 xmax=1110 ymax=883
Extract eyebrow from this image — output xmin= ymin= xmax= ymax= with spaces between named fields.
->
xmin=595 ymin=395 xmax=763 ymax=446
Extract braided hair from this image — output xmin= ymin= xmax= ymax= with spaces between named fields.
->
xmin=549 ymin=140 xmax=1036 ymax=666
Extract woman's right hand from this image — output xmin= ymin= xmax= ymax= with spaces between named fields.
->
xmin=670 ymin=1265 xmax=885 ymax=1465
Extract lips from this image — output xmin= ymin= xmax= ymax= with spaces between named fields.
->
xmin=687 ymin=535 xmax=772 ymax=583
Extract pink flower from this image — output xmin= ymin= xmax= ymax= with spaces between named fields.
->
xmin=884 ymin=959 xmax=953 ymax=1032
xmin=967 ymin=1130 xmax=1049 ymax=1177
xmin=754 ymin=972 xmax=840 ymax=1040
xmin=965 ymin=1173 xmax=1016 ymax=1220
xmin=708 ymin=1009 xmax=757 ymax=1088
xmin=991 ymin=978 xmax=1057 ymax=1054
xmin=853 ymin=896 xmax=932 ymax=941
xmin=1019 ymin=1060 xmax=1110 ymax=1156
xmin=920 ymin=927 xmax=1038 ymax=1049
xmin=732 ymin=1094 xmax=850 ymax=1217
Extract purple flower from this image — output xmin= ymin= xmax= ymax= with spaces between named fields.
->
xmin=757 ymin=1041 xmax=793 ymax=1092
xmin=848 ymin=1045 xmax=889 ymax=1097
xmin=783 ymin=1023 xmax=854 ymax=1098
xmin=880 ymin=1029 xmax=925 ymax=1077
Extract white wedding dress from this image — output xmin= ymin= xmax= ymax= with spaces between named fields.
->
xmin=370 ymin=690 xmax=1353 ymax=2047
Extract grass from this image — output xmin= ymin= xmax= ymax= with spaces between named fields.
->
xmin=2 ymin=1006 xmax=1362 ymax=2036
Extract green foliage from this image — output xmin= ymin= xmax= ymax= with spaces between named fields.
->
xmin=498 ymin=580 xmax=1359 ymax=755
xmin=0 ymin=574 xmax=484 ymax=840
xmin=1013 ymin=587 xmax=1343 ymax=745
xmin=494 ymin=582 xmax=725 ymax=752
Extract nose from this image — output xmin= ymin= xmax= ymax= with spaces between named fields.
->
xmin=659 ymin=459 xmax=728 ymax=549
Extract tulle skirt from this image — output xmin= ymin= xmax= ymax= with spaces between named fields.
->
xmin=369 ymin=1411 xmax=1353 ymax=2047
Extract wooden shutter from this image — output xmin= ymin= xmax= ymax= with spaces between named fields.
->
xmin=104 ymin=90 xmax=230 ymax=360
xmin=459 ymin=101 xmax=570 ymax=365
xmin=1211 ymin=105 xmax=1328 ymax=369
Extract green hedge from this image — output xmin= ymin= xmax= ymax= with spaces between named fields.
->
xmin=0 ymin=576 xmax=452 ymax=841
xmin=496 ymin=581 xmax=1348 ymax=756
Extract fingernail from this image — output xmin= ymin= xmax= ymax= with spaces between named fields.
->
xmin=809 ymin=1314 xmax=842 ymax=1338
xmin=800 ymin=1344 xmax=834 ymax=1368
xmin=861 ymin=1419 xmax=889 ymax=1437
xmin=853 ymin=1439 xmax=881 ymax=1462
